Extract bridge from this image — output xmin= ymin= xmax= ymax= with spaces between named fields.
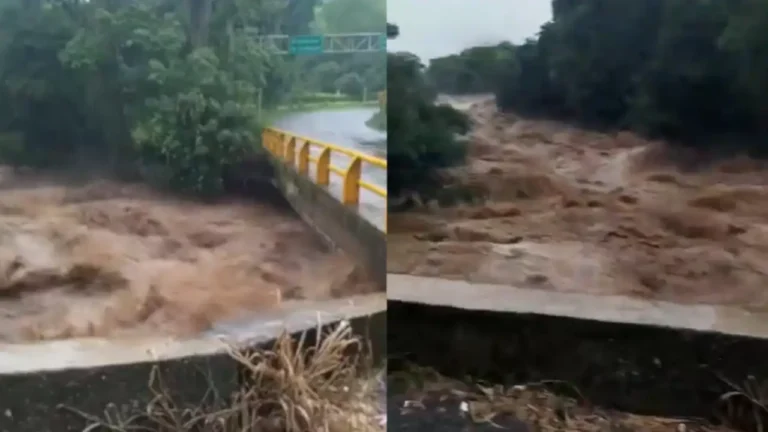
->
xmin=255 ymin=32 xmax=388 ymax=286
xmin=261 ymin=126 xmax=387 ymax=287
xmin=261 ymin=41 xmax=388 ymax=283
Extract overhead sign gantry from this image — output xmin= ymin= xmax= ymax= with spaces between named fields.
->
xmin=252 ymin=32 xmax=386 ymax=55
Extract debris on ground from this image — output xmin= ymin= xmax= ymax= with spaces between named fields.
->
xmin=388 ymin=365 xmax=738 ymax=432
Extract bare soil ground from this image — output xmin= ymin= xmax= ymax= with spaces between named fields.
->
xmin=389 ymin=99 xmax=768 ymax=308
xmin=388 ymin=366 xmax=737 ymax=432
xmin=0 ymin=168 xmax=376 ymax=342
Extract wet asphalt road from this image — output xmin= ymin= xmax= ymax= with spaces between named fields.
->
xmin=273 ymin=108 xmax=386 ymax=229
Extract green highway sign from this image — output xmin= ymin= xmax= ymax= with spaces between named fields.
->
xmin=289 ymin=35 xmax=324 ymax=55
xmin=378 ymin=34 xmax=386 ymax=51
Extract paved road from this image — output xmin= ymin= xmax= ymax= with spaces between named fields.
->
xmin=274 ymin=108 xmax=386 ymax=230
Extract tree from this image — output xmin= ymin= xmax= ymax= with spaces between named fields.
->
xmin=485 ymin=0 xmax=767 ymax=154
xmin=300 ymin=0 xmax=385 ymax=99
xmin=0 ymin=0 xmax=300 ymax=195
xmin=185 ymin=0 xmax=213 ymax=49
xmin=386 ymin=22 xmax=399 ymax=38
xmin=719 ymin=0 xmax=768 ymax=135
xmin=334 ymin=72 xmax=363 ymax=97
xmin=427 ymin=43 xmax=515 ymax=95
xmin=310 ymin=61 xmax=342 ymax=93
xmin=314 ymin=0 xmax=384 ymax=34
xmin=387 ymin=25 xmax=470 ymax=203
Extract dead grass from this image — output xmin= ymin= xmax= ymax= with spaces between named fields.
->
xmin=60 ymin=321 xmax=384 ymax=432
xmin=390 ymin=364 xmax=761 ymax=432
xmin=718 ymin=375 xmax=768 ymax=432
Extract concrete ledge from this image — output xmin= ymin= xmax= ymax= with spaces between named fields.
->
xmin=270 ymin=156 xmax=386 ymax=289
xmin=387 ymin=274 xmax=768 ymax=422
xmin=388 ymin=274 xmax=768 ymax=338
xmin=0 ymin=294 xmax=385 ymax=432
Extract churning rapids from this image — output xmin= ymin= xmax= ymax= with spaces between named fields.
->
xmin=0 ymin=167 xmax=376 ymax=342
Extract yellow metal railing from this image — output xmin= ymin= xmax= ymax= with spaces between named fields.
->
xmin=262 ymin=127 xmax=387 ymax=221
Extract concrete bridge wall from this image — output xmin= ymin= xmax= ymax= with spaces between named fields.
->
xmin=0 ymin=294 xmax=385 ymax=432
xmin=267 ymin=152 xmax=387 ymax=290
xmin=388 ymin=274 xmax=768 ymax=429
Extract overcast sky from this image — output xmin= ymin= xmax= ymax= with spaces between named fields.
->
xmin=387 ymin=0 xmax=552 ymax=62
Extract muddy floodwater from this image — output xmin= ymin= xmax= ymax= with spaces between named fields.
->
xmin=390 ymin=96 xmax=768 ymax=309
xmin=0 ymin=168 xmax=375 ymax=342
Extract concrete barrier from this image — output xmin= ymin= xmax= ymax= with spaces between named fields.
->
xmin=0 ymin=293 xmax=385 ymax=432
xmin=388 ymin=274 xmax=768 ymax=427
xmin=268 ymin=153 xmax=386 ymax=289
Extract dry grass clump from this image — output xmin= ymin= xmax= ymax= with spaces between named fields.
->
xmin=718 ymin=376 xmax=768 ymax=432
xmin=390 ymin=365 xmax=756 ymax=432
xmin=62 ymin=321 xmax=384 ymax=432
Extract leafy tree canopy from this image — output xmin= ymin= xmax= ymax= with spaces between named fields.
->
xmin=297 ymin=0 xmax=385 ymax=102
xmin=386 ymin=24 xmax=470 ymax=205
xmin=429 ymin=0 xmax=768 ymax=153
xmin=0 ymin=0 xmax=318 ymax=195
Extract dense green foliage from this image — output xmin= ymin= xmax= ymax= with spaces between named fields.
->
xmin=386 ymin=23 xmax=399 ymax=39
xmin=426 ymin=43 xmax=515 ymax=95
xmin=0 ymin=0 xmax=314 ymax=195
xmin=428 ymin=0 xmax=768 ymax=152
xmin=297 ymin=0 xmax=385 ymax=102
xmin=387 ymin=24 xmax=470 ymax=202
xmin=0 ymin=0 xmax=383 ymax=196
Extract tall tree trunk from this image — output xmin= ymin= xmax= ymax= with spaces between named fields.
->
xmin=187 ymin=0 xmax=213 ymax=48
xmin=22 ymin=0 xmax=41 ymax=11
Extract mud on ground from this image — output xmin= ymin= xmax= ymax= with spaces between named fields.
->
xmin=0 ymin=168 xmax=376 ymax=342
xmin=388 ymin=99 xmax=768 ymax=309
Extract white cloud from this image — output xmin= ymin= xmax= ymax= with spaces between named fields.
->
xmin=387 ymin=0 xmax=552 ymax=61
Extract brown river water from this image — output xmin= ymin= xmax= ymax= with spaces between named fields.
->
xmin=390 ymin=98 xmax=768 ymax=309
xmin=0 ymin=167 xmax=376 ymax=342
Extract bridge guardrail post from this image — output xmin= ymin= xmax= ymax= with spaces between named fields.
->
xmin=279 ymin=134 xmax=289 ymax=158
xmin=297 ymin=140 xmax=310 ymax=175
xmin=285 ymin=137 xmax=296 ymax=165
xmin=316 ymin=148 xmax=331 ymax=186
xmin=342 ymin=157 xmax=362 ymax=205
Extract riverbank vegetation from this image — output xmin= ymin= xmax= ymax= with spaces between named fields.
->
xmin=425 ymin=0 xmax=768 ymax=154
xmin=365 ymin=110 xmax=386 ymax=132
xmin=0 ymin=0 xmax=384 ymax=197
xmin=387 ymin=23 xmax=470 ymax=205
